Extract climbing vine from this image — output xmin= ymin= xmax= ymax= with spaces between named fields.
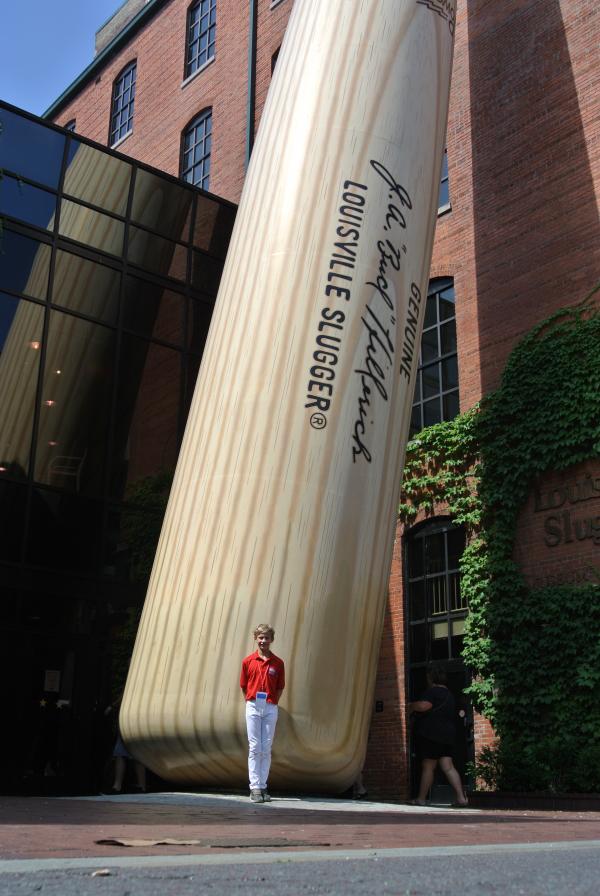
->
xmin=399 ymin=292 xmax=600 ymax=791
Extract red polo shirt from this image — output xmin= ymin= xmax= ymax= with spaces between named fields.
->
xmin=240 ymin=651 xmax=285 ymax=704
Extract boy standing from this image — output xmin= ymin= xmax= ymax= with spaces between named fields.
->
xmin=240 ymin=624 xmax=285 ymax=802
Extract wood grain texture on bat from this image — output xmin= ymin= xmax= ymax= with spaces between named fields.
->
xmin=121 ymin=0 xmax=456 ymax=791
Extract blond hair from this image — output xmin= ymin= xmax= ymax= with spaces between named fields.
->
xmin=253 ymin=623 xmax=275 ymax=640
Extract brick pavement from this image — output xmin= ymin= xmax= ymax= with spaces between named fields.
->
xmin=1 ymin=793 xmax=599 ymax=861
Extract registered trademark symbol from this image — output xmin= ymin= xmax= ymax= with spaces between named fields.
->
xmin=310 ymin=412 xmax=327 ymax=430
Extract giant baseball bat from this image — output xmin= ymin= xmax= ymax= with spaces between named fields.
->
xmin=121 ymin=0 xmax=456 ymax=791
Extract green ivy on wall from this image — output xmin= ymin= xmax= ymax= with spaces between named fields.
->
xmin=399 ymin=292 xmax=600 ymax=792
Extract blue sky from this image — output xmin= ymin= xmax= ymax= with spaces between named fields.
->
xmin=0 ymin=1 xmax=124 ymax=116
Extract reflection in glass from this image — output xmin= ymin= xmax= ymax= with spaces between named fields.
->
xmin=439 ymin=286 xmax=455 ymax=320
xmin=53 ymin=250 xmax=120 ymax=325
xmin=0 ymin=297 xmax=45 ymax=476
xmin=187 ymin=298 xmax=213 ymax=353
xmin=105 ymin=502 xmax=166 ymax=584
xmin=422 ymin=363 xmax=440 ymax=398
xmin=131 ymin=168 xmax=193 ymax=241
xmin=193 ymin=200 xmax=235 ymax=257
xmin=35 ymin=312 xmax=116 ymax=496
xmin=423 ymin=397 xmax=441 ymax=428
xmin=191 ymin=249 xmax=224 ymax=295
xmin=442 ymin=356 xmax=458 ymax=390
xmin=63 ymin=141 xmax=131 ymax=215
xmin=110 ymin=334 xmax=181 ymax=499
xmin=0 ymin=108 xmax=64 ymax=188
xmin=123 ymin=276 xmax=184 ymax=345
xmin=128 ymin=227 xmax=187 ymax=281
xmin=0 ymin=480 xmax=27 ymax=562
xmin=59 ymin=199 xmax=124 ymax=256
xmin=441 ymin=321 xmax=457 ymax=355
xmin=0 ymin=175 xmax=56 ymax=231
xmin=421 ymin=328 xmax=438 ymax=363
xmin=0 ymin=230 xmax=51 ymax=299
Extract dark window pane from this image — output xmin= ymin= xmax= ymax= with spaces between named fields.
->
xmin=442 ymin=355 xmax=458 ymax=391
xmin=409 ymin=403 xmax=421 ymax=437
xmin=26 ymin=488 xmax=103 ymax=573
xmin=193 ymin=199 xmax=235 ymax=257
xmin=408 ymin=537 xmax=424 ymax=578
xmin=426 ymin=533 xmax=445 ymax=575
xmin=423 ymin=397 xmax=441 ymax=428
xmin=0 ymin=230 xmax=51 ymax=299
xmin=64 ymin=141 xmax=131 ymax=216
xmin=104 ymin=503 xmax=166 ymax=584
xmin=413 ymin=369 xmax=421 ymax=402
xmin=35 ymin=312 xmax=116 ymax=497
xmin=410 ymin=624 xmax=427 ymax=663
xmin=423 ymin=293 xmax=437 ymax=328
xmin=421 ymin=327 xmax=438 ymax=363
xmin=191 ymin=250 xmax=223 ymax=295
xmin=447 ymin=527 xmax=466 ymax=570
xmin=182 ymin=109 xmax=212 ymax=191
xmin=183 ymin=353 xmax=202 ymax=422
xmin=440 ymin=320 xmax=457 ymax=355
xmin=0 ymin=297 xmax=45 ymax=477
xmin=0 ymin=175 xmax=56 ymax=230
xmin=427 ymin=575 xmax=447 ymax=615
xmin=53 ymin=251 xmax=120 ymax=325
xmin=187 ymin=297 xmax=213 ymax=354
xmin=59 ymin=199 xmax=124 ymax=257
xmin=131 ymin=168 xmax=193 ymax=241
xmin=409 ymin=580 xmax=426 ymax=621
xmin=431 ymin=624 xmax=449 ymax=660
xmin=110 ymin=335 xmax=181 ymax=500
xmin=123 ymin=276 xmax=184 ymax=345
xmin=443 ymin=390 xmax=459 ymax=421
xmin=0 ymin=108 xmax=65 ymax=189
xmin=422 ymin=362 xmax=440 ymax=398
xmin=439 ymin=286 xmax=455 ymax=320
xmin=0 ymin=480 xmax=27 ymax=562
xmin=128 ymin=227 xmax=188 ymax=282
xmin=438 ymin=178 xmax=449 ymax=209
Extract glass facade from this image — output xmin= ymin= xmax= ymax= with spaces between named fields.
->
xmin=0 ymin=102 xmax=236 ymax=793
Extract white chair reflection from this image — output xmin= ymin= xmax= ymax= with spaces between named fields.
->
xmin=48 ymin=451 xmax=87 ymax=491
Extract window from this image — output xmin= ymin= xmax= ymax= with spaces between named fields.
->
xmin=406 ymin=521 xmax=467 ymax=665
xmin=109 ymin=61 xmax=136 ymax=146
xmin=185 ymin=0 xmax=217 ymax=79
xmin=271 ymin=47 xmax=280 ymax=75
xmin=64 ymin=120 xmax=76 ymax=132
xmin=181 ymin=109 xmax=212 ymax=190
xmin=410 ymin=278 xmax=458 ymax=437
xmin=438 ymin=146 xmax=450 ymax=212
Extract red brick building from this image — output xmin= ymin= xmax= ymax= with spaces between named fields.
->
xmin=44 ymin=0 xmax=600 ymax=798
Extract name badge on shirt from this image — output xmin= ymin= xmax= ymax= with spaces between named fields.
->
xmin=256 ymin=691 xmax=267 ymax=701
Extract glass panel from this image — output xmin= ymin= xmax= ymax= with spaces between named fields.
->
xmin=0 ymin=297 xmax=45 ymax=477
xmin=193 ymin=199 xmax=236 ymax=257
xmin=442 ymin=356 xmax=458 ymax=391
xmin=423 ymin=293 xmax=437 ymax=328
xmin=422 ymin=362 xmax=440 ymax=398
xmin=26 ymin=488 xmax=103 ymax=572
xmin=409 ymin=580 xmax=426 ymax=621
xmin=0 ymin=108 xmax=65 ymax=189
xmin=0 ymin=480 xmax=27 ymax=562
xmin=122 ymin=276 xmax=184 ymax=345
xmin=104 ymin=504 xmax=166 ymax=584
xmin=128 ymin=226 xmax=188 ymax=281
xmin=131 ymin=168 xmax=193 ymax=241
xmin=443 ymin=391 xmax=459 ymax=421
xmin=433 ymin=621 xmax=449 ymax=640
xmin=440 ymin=320 xmax=457 ymax=355
xmin=110 ymin=334 xmax=181 ymax=500
xmin=426 ymin=532 xmax=445 ymax=575
xmin=0 ymin=230 xmax=51 ymax=299
xmin=447 ymin=527 xmax=465 ymax=569
xmin=431 ymin=630 xmax=449 ymax=660
xmin=409 ymin=403 xmax=421 ymax=438
xmin=452 ymin=618 xmax=466 ymax=636
xmin=410 ymin=624 xmax=427 ymax=663
xmin=439 ymin=286 xmax=455 ymax=320
xmin=35 ymin=312 xmax=116 ymax=497
xmin=59 ymin=199 xmax=124 ymax=257
xmin=427 ymin=575 xmax=447 ymax=615
xmin=407 ymin=537 xmax=424 ymax=578
xmin=423 ymin=397 xmax=441 ymax=428
xmin=450 ymin=571 xmax=467 ymax=611
xmin=421 ymin=327 xmax=438 ymax=363
xmin=0 ymin=175 xmax=57 ymax=231
xmin=53 ymin=250 xmax=120 ymax=325
xmin=64 ymin=140 xmax=132 ymax=216
xmin=187 ymin=298 xmax=213 ymax=354
xmin=438 ymin=178 xmax=449 ymax=209
xmin=190 ymin=250 xmax=224 ymax=295
xmin=412 ymin=369 xmax=421 ymax=402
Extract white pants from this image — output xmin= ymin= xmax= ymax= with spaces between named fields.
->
xmin=245 ymin=700 xmax=278 ymax=791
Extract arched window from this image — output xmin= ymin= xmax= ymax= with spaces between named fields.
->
xmin=410 ymin=277 xmax=458 ymax=437
xmin=181 ymin=109 xmax=212 ymax=190
xmin=185 ymin=0 xmax=217 ymax=79
xmin=405 ymin=520 xmax=467 ymax=668
xmin=438 ymin=146 xmax=450 ymax=212
xmin=109 ymin=61 xmax=137 ymax=147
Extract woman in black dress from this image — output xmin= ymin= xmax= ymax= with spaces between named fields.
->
xmin=408 ymin=664 xmax=468 ymax=807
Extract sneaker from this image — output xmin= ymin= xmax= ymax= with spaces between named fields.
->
xmin=261 ymin=790 xmax=272 ymax=802
xmin=250 ymin=789 xmax=263 ymax=802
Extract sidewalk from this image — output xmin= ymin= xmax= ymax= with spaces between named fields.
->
xmin=1 ymin=791 xmax=600 ymax=864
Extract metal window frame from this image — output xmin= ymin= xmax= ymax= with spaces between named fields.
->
xmin=185 ymin=0 xmax=217 ymax=79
